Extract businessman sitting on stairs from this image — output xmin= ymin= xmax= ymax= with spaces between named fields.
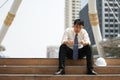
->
xmin=54 ymin=19 xmax=97 ymax=75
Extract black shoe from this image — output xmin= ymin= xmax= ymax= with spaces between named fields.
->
xmin=54 ymin=69 xmax=65 ymax=75
xmin=87 ymin=69 xmax=97 ymax=75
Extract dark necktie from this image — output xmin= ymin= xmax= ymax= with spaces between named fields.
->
xmin=73 ymin=34 xmax=78 ymax=60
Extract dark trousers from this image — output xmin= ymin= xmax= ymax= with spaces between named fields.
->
xmin=58 ymin=44 xmax=94 ymax=70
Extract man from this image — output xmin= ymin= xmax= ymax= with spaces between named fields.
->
xmin=54 ymin=19 xmax=97 ymax=75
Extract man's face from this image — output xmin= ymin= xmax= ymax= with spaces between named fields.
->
xmin=74 ymin=24 xmax=82 ymax=33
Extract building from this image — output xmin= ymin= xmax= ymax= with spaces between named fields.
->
xmin=102 ymin=0 xmax=120 ymax=38
xmin=80 ymin=0 xmax=120 ymax=44
xmin=65 ymin=0 xmax=120 ymax=44
xmin=65 ymin=0 xmax=81 ymax=29
xmin=46 ymin=46 xmax=59 ymax=58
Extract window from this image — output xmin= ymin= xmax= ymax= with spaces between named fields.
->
xmin=110 ymin=30 xmax=113 ymax=32
xmin=115 ymin=24 xmax=118 ymax=27
xmin=114 ymin=9 xmax=118 ymax=12
xmin=72 ymin=16 xmax=75 ymax=18
xmin=110 ymin=24 xmax=113 ymax=27
xmin=115 ymin=19 xmax=117 ymax=22
xmin=72 ymin=10 xmax=75 ymax=12
xmin=109 ymin=3 xmax=113 ymax=6
xmin=105 ymin=14 xmax=108 ymax=16
xmin=109 ymin=0 xmax=114 ymax=1
xmin=72 ymin=4 xmax=75 ymax=6
xmin=105 ymin=19 xmax=108 ymax=22
xmin=76 ymin=1 xmax=79 ymax=3
xmin=115 ymin=14 xmax=118 ymax=17
xmin=105 ymin=3 xmax=107 ymax=6
xmin=105 ymin=24 xmax=109 ymax=27
xmin=114 ymin=4 xmax=118 ymax=6
xmin=115 ymin=30 xmax=118 ymax=32
xmin=105 ymin=29 xmax=109 ymax=32
xmin=110 ymin=35 xmax=113 ymax=37
xmin=105 ymin=8 xmax=108 ymax=11
xmin=105 ymin=35 xmax=109 ymax=37
xmin=115 ymin=35 xmax=117 ymax=37
xmin=110 ymin=19 xmax=113 ymax=22
xmin=72 ymin=1 xmax=75 ymax=2
xmin=109 ymin=14 xmax=113 ymax=17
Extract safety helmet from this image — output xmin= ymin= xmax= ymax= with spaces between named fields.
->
xmin=95 ymin=57 xmax=107 ymax=66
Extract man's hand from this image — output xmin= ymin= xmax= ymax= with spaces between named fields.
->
xmin=64 ymin=40 xmax=74 ymax=45
xmin=79 ymin=40 xmax=89 ymax=46
xmin=64 ymin=40 xmax=89 ymax=46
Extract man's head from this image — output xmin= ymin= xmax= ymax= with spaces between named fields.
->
xmin=73 ymin=19 xmax=84 ymax=33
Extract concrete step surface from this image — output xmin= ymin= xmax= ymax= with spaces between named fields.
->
xmin=0 ymin=58 xmax=119 ymax=80
xmin=0 ymin=58 xmax=119 ymax=66
xmin=0 ymin=74 xmax=119 ymax=80
xmin=0 ymin=66 xmax=119 ymax=74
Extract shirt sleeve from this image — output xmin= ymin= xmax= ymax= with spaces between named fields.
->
xmin=61 ymin=29 xmax=69 ymax=44
xmin=83 ymin=29 xmax=91 ymax=45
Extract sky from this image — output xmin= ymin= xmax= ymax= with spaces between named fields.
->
xmin=0 ymin=0 xmax=65 ymax=58
xmin=0 ymin=0 xmax=88 ymax=58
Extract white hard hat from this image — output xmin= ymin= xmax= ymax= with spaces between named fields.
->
xmin=95 ymin=57 xmax=107 ymax=66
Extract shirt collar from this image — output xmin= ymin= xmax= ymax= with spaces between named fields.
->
xmin=72 ymin=28 xmax=82 ymax=36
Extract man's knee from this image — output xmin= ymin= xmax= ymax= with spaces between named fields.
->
xmin=84 ymin=45 xmax=91 ymax=50
xmin=60 ymin=44 xmax=67 ymax=49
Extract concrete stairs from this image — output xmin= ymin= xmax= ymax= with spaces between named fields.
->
xmin=0 ymin=58 xmax=119 ymax=80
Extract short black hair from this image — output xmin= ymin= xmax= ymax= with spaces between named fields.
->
xmin=74 ymin=19 xmax=84 ymax=26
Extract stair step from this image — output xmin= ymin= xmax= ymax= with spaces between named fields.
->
xmin=0 ymin=58 xmax=119 ymax=80
xmin=0 ymin=74 xmax=119 ymax=80
xmin=0 ymin=58 xmax=119 ymax=66
xmin=0 ymin=66 xmax=119 ymax=74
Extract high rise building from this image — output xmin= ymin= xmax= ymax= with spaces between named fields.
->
xmin=80 ymin=0 xmax=120 ymax=44
xmin=65 ymin=0 xmax=120 ymax=45
xmin=102 ymin=0 xmax=120 ymax=38
xmin=65 ymin=0 xmax=81 ymax=29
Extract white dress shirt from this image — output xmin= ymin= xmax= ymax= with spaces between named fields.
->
xmin=61 ymin=27 xmax=91 ymax=49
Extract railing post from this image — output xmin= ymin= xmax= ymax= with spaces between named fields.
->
xmin=0 ymin=0 xmax=22 ymax=45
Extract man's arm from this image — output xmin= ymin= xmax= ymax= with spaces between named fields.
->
xmin=61 ymin=28 xmax=74 ymax=45
xmin=63 ymin=40 xmax=74 ymax=45
xmin=79 ymin=40 xmax=90 ymax=46
xmin=79 ymin=30 xmax=91 ymax=46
